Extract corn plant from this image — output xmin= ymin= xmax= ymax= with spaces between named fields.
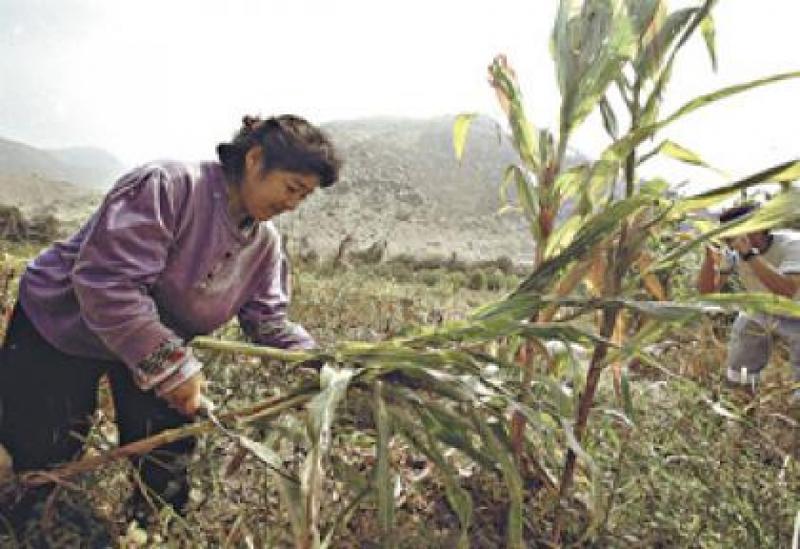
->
xmin=456 ymin=0 xmax=800 ymax=543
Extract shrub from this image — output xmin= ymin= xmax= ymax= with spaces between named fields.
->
xmin=467 ymin=270 xmax=486 ymax=291
xmin=419 ymin=269 xmax=442 ymax=287
xmin=448 ymin=271 xmax=467 ymax=290
xmin=496 ymin=255 xmax=514 ymax=275
xmin=389 ymin=263 xmax=414 ymax=284
xmin=486 ymin=269 xmax=503 ymax=291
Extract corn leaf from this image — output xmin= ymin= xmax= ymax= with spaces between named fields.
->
xmin=388 ymin=385 xmax=499 ymax=469
xmin=700 ymin=13 xmax=718 ymax=71
xmin=640 ymin=139 xmax=724 ymax=175
xmin=610 ymin=70 xmax=800 ymax=163
xmin=390 ymin=406 xmax=473 ymax=549
xmin=498 ymin=165 xmax=540 ymax=240
xmin=453 ymin=113 xmax=477 ymax=162
xmin=598 ymin=95 xmax=619 ymax=139
xmin=544 ymin=214 xmax=584 ymax=259
xmin=471 ymin=411 xmax=524 ymax=549
xmin=635 ymin=7 xmax=694 ymax=82
xmin=639 ymin=1 xmax=716 ymax=126
xmin=717 ymin=189 xmax=800 ymax=236
xmin=625 ymin=0 xmax=663 ymax=41
xmin=489 ymin=57 xmax=540 ymax=170
xmin=301 ymin=365 xmax=356 ymax=549
xmin=373 ymin=381 xmax=395 ymax=545
xmin=473 ymin=196 xmax=653 ymax=322
xmin=696 ymin=292 xmax=800 ymax=319
xmin=553 ymin=0 xmax=636 ymax=138
xmin=675 ymin=159 xmax=800 ymax=212
xmin=621 ymin=370 xmax=635 ymax=424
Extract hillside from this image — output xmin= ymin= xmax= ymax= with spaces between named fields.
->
xmin=0 ymin=138 xmax=116 ymax=233
xmin=276 ymin=115 xmax=585 ymax=262
xmin=0 ymin=137 xmax=123 ymax=189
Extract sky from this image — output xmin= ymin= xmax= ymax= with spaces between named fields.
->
xmin=1 ymin=0 xmax=798 ymax=192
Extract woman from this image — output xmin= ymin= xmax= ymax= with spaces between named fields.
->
xmin=0 ymin=114 xmax=341 ymax=526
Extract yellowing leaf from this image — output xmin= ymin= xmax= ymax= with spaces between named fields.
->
xmin=653 ymin=139 xmax=725 ymax=176
xmin=638 ymin=253 xmax=667 ymax=301
xmin=452 ymin=113 xmax=477 ymax=161
xmin=700 ymin=13 xmax=718 ymax=71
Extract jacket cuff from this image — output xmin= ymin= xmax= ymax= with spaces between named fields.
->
xmin=134 ymin=338 xmax=200 ymax=391
xmin=155 ymin=351 xmax=204 ymax=397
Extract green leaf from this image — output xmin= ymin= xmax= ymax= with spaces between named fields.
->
xmin=620 ymin=371 xmax=635 ymax=425
xmin=676 ymin=159 xmax=800 ymax=212
xmin=373 ymin=381 xmax=395 ymax=545
xmin=553 ymin=0 xmax=637 ymax=138
xmin=635 ymin=7 xmax=694 ymax=82
xmin=453 ymin=113 xmax=477 ymax=162
xmin=390 ymin=405 xmax=474 ymax=549
xmin=610 ymin=70 xmax=800 ymax=164
xmin=387 ymin=386 xmax=498 ymax=469
xmin=470 ymin=411 xmax=524 ymax=549
xmin=488 ymin=57 xmax=540 ymax=170
xmin=696 ymin=292 xmax=800 ymax=319
xmin=599 ymin=95 xmax=619 ymax=139
xmin=625 ymin=0 xmax=663 ymax=39
xmin=641 ymin=139 xmax=725 ymax=175
xmin=544 ymin=214 xmax=584 ymax=258
xmin=717 ymin=189 xmax=800 ymax=236
xmin=474 ymin=194 xmax=654 ymax=321
xmin=235 ymin=434 xmax=298 ymax=483
xmin=700 ymin=13 xmax=718 ymax=71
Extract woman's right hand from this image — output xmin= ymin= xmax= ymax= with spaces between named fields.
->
xmin=162 ymin=372 xmax=206 ymax=417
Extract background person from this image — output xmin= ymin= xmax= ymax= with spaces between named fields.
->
xmin=697 ymin=202 xmax=800 ymax=402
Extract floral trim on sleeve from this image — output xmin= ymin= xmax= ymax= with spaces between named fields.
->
xmin=134 ymin=338 xmax=203 ymax=393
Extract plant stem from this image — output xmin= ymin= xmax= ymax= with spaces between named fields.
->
xmin=21 ymin=392 xmax=314 ymax=486
xmin=551 ymin=305 xmax=619 ymax=543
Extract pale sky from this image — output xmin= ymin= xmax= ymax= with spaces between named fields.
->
xmin=1 ymin=0 xmax=798 ymax=192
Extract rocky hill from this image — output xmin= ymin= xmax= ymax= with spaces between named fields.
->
xmin=276 ymin=115 xmax=550 ymax=262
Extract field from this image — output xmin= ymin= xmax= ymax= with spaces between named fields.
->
xmin=1 ymin=246 xmax=798 ymax=547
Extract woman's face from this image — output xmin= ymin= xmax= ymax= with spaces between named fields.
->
xmin=239 ymin=147 xmax=320 ymax=221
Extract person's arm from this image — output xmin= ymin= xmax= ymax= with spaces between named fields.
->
xmin=731 ymin=235 xmax=800 ymax=299
xmin=71 ymin=165 xmax=204 ymax=413
xmin=238 ymin=239 xmax=315 ymax=350
xmin=697 ymin=245 xmax=728 ymax=294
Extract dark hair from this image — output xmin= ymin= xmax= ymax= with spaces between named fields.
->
xmin=718 ymin=202 xmax=758 ymax=224
xmin=217 ymin=114 xmax=341 ymax=187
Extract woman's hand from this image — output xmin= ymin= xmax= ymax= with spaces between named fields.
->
xmin=162 ymin=372 xmax=206 ymax=417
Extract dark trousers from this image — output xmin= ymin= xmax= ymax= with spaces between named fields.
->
xmin=0 ymin=304 xmax=196 ymax=514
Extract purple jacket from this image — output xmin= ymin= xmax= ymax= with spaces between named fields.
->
xmin=19 ymin=160 xmax=314 ymax=380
